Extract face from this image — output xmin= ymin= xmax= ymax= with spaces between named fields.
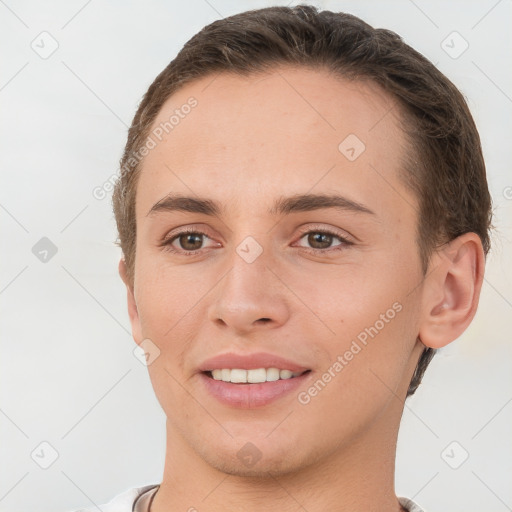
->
xmin=125 ymin=66 xmax=426 ymax=477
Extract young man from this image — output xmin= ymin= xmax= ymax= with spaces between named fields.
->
xmin=76 ymin=5 xmax=492 ymax=511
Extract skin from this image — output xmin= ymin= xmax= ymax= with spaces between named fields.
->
xmin=119 ymin=66 xmax=485 ymax=512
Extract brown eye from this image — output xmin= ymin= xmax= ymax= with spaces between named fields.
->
xmin=161 ymin=229 xmax=219 ymax=255
xmin=295 ymin=228 xmax=352 ymax=254
xmin=307 ymin=232 xmax=335 ymax=249
xmin=176 ymin=233 xmax=204 ymax=251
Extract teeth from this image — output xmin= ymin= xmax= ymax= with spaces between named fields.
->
xmin=279 ymin=369 xmax=293 ymax=379
xmin=209 ymin=367 xmax=303 ymax=383
xmin=212 ymin=369 xmax=223 ymax=380
xmin=247 ymin=368 xmax=266 ymax=383
xmin=266 ymin=367 xmax=280 ymax=381
xmin=230 ymin=369 xmax=247 ymax=383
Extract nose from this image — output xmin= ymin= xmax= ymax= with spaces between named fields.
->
xmin=207 ymin=248 xmax=291 ymax=335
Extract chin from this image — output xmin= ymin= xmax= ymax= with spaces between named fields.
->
xmin=195 ymin=434 xmax=325 ymax=479
xmin=205 ymin=452 xmax=302 ymax=478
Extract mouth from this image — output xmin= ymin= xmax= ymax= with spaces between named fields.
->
xmin=199 ymin=367 xmax=312 ymax=408
xmin=197 ymin=352 xmax=312 ymax=408
xmin=203 ymin=367 xmax=311 ymax=383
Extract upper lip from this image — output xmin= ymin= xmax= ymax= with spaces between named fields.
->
xmin=198 ymin=352 xmax=310 ymax=373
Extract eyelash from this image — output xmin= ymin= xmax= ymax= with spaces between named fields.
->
xmin=160 ymin=226 xmax=353 ymax=256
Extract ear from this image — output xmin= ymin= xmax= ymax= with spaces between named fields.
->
xmin=118 ymin=257 xmax=143 ymax=344
xmin=419 ymin=233 xmax=485 ymax=349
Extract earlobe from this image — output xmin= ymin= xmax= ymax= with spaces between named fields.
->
xmin=118 ymin=257 xmax=143 ymax=344
xmin=419 ymin=233 xmax=485 ymax=349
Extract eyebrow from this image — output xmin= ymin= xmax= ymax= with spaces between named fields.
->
xmin=146 ymin=193 xmax=375 ymax=217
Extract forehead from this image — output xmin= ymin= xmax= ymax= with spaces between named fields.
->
xmin=136 ymin=66 xmax=413 ymax=222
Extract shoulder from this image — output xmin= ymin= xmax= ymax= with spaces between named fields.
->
xmin=398 ymin=496 xmax=427 ymax=512
xmin=67 ymin=484 xmax=159 ymax=512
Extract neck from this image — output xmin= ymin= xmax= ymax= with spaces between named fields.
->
xmin=151 ymin=397 xmax=407 ymax=512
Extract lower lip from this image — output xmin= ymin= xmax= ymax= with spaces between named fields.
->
xmin=200 ymin=371 xmax=311 ymax=408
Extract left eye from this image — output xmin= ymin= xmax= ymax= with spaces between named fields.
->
xmin=296 ymin=230 xmax=349 ymax=251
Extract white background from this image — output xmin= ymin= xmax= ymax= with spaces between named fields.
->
xmin=1 ymin=1 xmax=511 ymax=511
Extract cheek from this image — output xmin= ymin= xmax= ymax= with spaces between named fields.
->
xmin=291 ymin=258 xmax=422 ymax=396
xmin=134 ymin=265 xmax=197 ymax=415
xmin=293 ymin=302 xmax=419 ymax=444
xmin=283 ymin=260 xmax=412 ymax=338
xmin=134 ymin=253 xmax=205 ymax=338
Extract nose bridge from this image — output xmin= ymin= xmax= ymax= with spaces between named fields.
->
xmin=208 ymin=236 xmax=290 ymax=331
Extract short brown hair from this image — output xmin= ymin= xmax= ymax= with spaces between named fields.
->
xmin=112 ymin=5 xmax=492 ymax=397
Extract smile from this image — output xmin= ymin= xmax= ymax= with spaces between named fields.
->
xmin=208 ymin=368 xmax=305 ymax=383
xmin=200 ymin=369 xmax=312 ymax=408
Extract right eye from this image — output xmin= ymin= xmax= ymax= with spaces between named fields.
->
xmin=161 ymin=228 xmax=220 ymax=255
